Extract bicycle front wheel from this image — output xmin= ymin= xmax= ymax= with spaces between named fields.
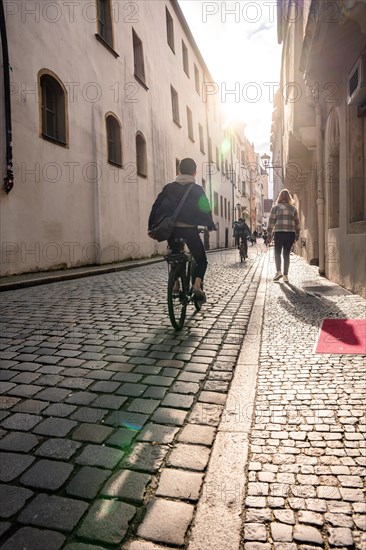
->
xmin=167 ymin=264 xmax=187 ymax=330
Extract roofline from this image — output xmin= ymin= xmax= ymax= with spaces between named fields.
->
xmin=170 ymin=0 xmax=215 ymax=81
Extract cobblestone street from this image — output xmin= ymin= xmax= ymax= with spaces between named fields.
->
xmin=243 ymin=255 xmax=366 ymax=550
xmin=0 ymin=246 xmax=365 ymax=549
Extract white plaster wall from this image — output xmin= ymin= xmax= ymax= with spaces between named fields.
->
xmin=0 ymin=0 xmax=237 ymax=275
xmin=0 ymin=30 xmax=5 ymax=187
xmin=1 ymin=1 xmax=108 ymax=273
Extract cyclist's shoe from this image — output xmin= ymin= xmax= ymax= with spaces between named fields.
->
xmin=193 ymin=288 xmax=206 ymax=303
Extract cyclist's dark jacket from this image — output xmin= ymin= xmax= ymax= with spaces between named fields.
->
xmin=148 ymin=177 xmax=215 ymax=230
xmin=234 ymin=221 xmax=250 ymax=238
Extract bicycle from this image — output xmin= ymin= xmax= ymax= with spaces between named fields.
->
xmin=165 ymin=238 xmax=203 ymax=330
xmin=238 ymin=236 xmax=248 ymax=262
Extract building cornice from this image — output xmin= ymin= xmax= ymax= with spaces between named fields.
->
xmin=299 ymin=0 xmax=319 ymax=75
xmin=170 ymin=0 xmax=215 ymax=81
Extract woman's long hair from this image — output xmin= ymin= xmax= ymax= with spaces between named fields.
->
xmin=276 ymin=189 xmax=293 ymax=205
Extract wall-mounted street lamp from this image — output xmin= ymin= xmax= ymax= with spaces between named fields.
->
xmin=260 ymin=153 xmax=285 ymax=174
xmin=260 ymin=153 xmax=286 ymax=192
xmin=260 ymin=153 xmax=271 ymax=170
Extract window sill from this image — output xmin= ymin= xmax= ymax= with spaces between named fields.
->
xmin=138 ymin=172 xmax=147 ymax=179
xmin=348 ymin=220 xmax=366 ymax=234
xmin=41 ymin=133 xmax=68 ymax=148
xmin=173 ymin=119 xmax=182 ymax=128
xmin=95 ymin=34 xmax=119 ymax=58
xmin=134 ymin=74 xmax=148 ymax=91
xmin=108 ymin=159 xmax=123 ymax=168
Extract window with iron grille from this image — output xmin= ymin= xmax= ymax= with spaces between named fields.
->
xmin=199 ymin=123 xmax=205 ymax=153
xmin=106 ymin=114 xmax=122 ymax=167
xmin=40 ymin=74 xmax=67 ymax=145
xmin=136 ymin=132 xmax=147 ymax=176
xmin=97 ymin=0 xmax=113 ymax=47
xmin=171 ymin=86 xmax=180 ymax=125
xmin=133 ymin=30 xmax=146 ymax=84
xmin=182 ymin=40 xmax=189 ymax=76
xmin=166 ymin=8 xmax=175 ymax=52
xmin=194 ymin=64 xmax=200 ymax=95
xmin=208 ymin=137 xmax=213 ymax=162
xmin=187 ymin=107 xmax=194 ymax=140
xmin=214 ymin=192 xmax=219 ymax=215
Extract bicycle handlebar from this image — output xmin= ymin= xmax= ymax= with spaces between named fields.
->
xmin=197 ymin=225 xmax=218 ymax=233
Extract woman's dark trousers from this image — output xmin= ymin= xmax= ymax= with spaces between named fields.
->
xmin=274 ymin=231 xmax=295 ymax=275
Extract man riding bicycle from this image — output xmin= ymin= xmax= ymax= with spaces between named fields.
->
xmin=148 ymin=158 xmax=215 ymax=303
xmin=233 ymin=218 xmax=250 ymax=259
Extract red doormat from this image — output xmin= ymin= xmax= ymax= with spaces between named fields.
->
xmin=316 ymin=319 xmax=366 ymax=354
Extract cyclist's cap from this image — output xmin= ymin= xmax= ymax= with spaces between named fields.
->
xmin=180 ymin=158 xmax=197 ymax=175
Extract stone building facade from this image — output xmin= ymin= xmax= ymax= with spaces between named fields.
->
xmin=0 ymin=0 xmax=260 ymax=276
xmin=272 ymin=0 xmax=366 ymax=297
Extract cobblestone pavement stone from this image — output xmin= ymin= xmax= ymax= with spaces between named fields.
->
xmin=0 ymin=245 xmax=264 ymax=549
xmin=242 ymin=251 xmax=366 ymax=550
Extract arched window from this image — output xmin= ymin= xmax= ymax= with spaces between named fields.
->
xmin=106 ymin=114 xmax=122 ymax=167
xmin=136 ymin=132 xmax=147 ymax=177
xmin=39 ymin=72 xmax=67 ymax=145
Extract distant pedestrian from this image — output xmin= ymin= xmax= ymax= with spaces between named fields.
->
xmin=267 ymin=189 xmax=300 ymax=283
xmin=233 ymin=220 xmax=240 ymax=247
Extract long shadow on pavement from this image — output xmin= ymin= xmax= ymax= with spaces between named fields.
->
xmin=278 ymin=281 xmax=347 ymax=319
xmin=277 ymin=282 xmax=360 ymax=346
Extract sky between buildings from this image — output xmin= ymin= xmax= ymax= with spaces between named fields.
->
xmin=177 ymin=0 xmax=282 ymax=160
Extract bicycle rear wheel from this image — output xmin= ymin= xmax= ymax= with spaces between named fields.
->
xmin=167 ymin=264 xmax=187 ymax=330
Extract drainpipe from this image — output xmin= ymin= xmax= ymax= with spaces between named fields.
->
xmin=204 ymin=91 xmax=213 ymax=250
xmin=0 ymin=0 xmax=14 ymax=193
xmin=315 ymin=102 xmax=325 ymax=275
xmin=230 ymin=132 xmax=235 ymax=222
xmin=204 ymin=96 xmax=212 ymax=208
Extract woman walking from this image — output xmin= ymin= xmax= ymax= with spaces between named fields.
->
xmin=267 ymin=189 xmax=300 ymax=283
